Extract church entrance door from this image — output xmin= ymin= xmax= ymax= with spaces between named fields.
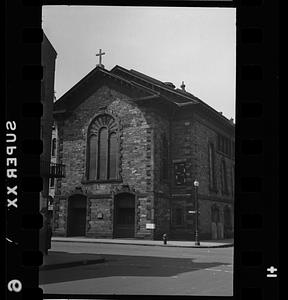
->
xmin=114 ymin=193 xmax=135 ymax=238
xmin=67 ymin=194 xmax=87 ymax=237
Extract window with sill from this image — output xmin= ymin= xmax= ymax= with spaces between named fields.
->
xmin=172 ymin=207 xmax=184 ymax=226
xmin=208 ymin=143 xmax=217 ymax=191
xmin=51 ymin=138 xmax=56 ymax=157
xmin=220 ymin=159 xmax=228 ymax=195
xmin=161 ymin=134 xmax=169 ymax=181
xmin=49 ymin=175 xmax=55 ymax=188
xmin=217 ymin=134 xmax=232 ymax=157
xmin=174 ymin=163 xmax=186 ymax=186
xmin=86 ymin=113 xmax=120 ymax=181
xmin=211 ymin=204 xmax=220 ymax=223
xmin=231 ymin=164 xmax=235 ymax=197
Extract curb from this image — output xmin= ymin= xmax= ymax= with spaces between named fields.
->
xmin=52 ymin=239 xmax=234 ymax=249
xmin=40 ymin=257 xmax=106 ymax=271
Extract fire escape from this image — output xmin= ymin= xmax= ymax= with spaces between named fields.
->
xmin=40 ymin=160 xmax=65 ymax=178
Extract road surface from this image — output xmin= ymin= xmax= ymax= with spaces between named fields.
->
xmin=40 ymin=241 xmax=233 ymax=296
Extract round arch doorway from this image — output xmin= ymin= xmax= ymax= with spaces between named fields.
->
xmin=114 ymin=192 xmax=136 ymax=238
xmin=67 ymin=194 xmax=87 ymax=237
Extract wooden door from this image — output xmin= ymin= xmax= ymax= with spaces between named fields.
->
xmin=114 ymin=193 xmax=135 ymax=238
xmin=67 ymin=195 xmax=87 ymax=236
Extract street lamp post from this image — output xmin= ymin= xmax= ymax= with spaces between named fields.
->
xmin=194 ymin=180 xmax=200 ymax=246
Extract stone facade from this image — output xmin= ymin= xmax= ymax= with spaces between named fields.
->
xmin=169 ymin=113 xmax=234 ymax=240
xmin=54 ymin=86 xmax=158 ymax=239
xmin=52 ymin=66 xmax=234 ymax=241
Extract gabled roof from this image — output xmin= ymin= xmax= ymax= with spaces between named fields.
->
xmin=111 ymin=65 xmax=200 ymax=105
xmin=54 ymin=64 xmax=234 ymax=130
xmin=54 ymin=66 xmax=161 ymax=113
xmin=110 ymin=65 xmax=234 ymax=128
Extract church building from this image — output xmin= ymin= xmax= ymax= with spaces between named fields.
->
xmin=52 ymin=61 xmax=235 ymax=241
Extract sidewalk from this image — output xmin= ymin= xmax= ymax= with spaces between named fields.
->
xmin=52 ymin=237 xmax=234 ymax=248
xmin=40 ymin=251 xmax=105 ymax=271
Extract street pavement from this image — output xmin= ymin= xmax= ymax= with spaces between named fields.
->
xmin=40 ymin=241 xmax=233 ymax=296
xmin=41 ymin=251 xmax=105 ymax=270
xmin=51 ymin=236 xmax=234 ymax=248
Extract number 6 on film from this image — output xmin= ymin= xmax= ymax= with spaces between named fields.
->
xmin=7 ymin=279 xmax=22 ymax=292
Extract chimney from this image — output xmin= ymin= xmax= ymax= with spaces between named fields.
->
xmin=230 ymin=118 xmax=234 ymax=124
xmin=180 ymin=81 xmax=186 ymax=91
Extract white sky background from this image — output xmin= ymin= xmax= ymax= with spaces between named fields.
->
xmin=42 ymin=6 xmax=236 ymax=120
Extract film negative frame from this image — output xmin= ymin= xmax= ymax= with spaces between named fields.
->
xmin=5 ymin=0 xmax=279 ymax=299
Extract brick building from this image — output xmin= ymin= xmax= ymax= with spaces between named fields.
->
xmin=52 ymin=64 xmax=234 ymax=241
xmin=40 ymin=33 xmax=57 ymax=211
xmin=40 ymin=33 xmax=66 ymax=254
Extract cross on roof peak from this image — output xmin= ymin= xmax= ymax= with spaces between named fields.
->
xmin=95 ymin=49 xmax=106 ymax=68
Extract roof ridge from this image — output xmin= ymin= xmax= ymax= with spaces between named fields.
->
xmin=111 ymin=66 xmax=199 ymax=103
xmin=129 ymin=69 xmax=167 ymax=86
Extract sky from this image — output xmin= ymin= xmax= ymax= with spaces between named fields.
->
xmin=42 ymin=6 xmax=236 ymax=120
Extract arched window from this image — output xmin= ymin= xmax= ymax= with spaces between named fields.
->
xmin=172 ymin=206 xmax=184 ymax=226
xmin=208 ymin=143 xmax=216 ymax=190
xmin=98 ymin=127 xmax=108 ymax=179
xmin=211 ymin=204 xmax=220 ymax=223
xmin=51 ymin=138 xmax=56 ymax=157
xmin=220 ymin=159 xmax=228 ymax=194
xmin=224 ymin=205 xmax=232 ymax=227
xmin=88 ymin=135 xmax=97 ymax=179
xmin=87 ymin=114 xmax=119 ymax=181
xmin=161 ymin=134 xmax=168 ymax=180
xmin=109 ymin=132 xmax=117 ymax=179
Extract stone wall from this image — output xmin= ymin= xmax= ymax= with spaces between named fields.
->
xmin=135 ymin=194 xmax=154 ymax=239
xmin=53 ymin=86 xmax=164 ymax=238
xmin=171 ymin=118 xmax=197 ymax=192
xmin=192 ymin=115 xmax=235 ymax=239
xmin=154 ymin=194 xmax=171 ymax=239
xmin=192 ymin=115 xmax=235 ymax=199
xmin=86 ymin=196 xmax=113 ymax=237
xmin=52 ymin=83 xmax=234 ymax=240
xmin=56 ymin=86 xmax=151 ymax=196
xmin=53 ymin=196 xmax=67 ymax=236
xmin=168 ymin=111 xmax=234 ymax=240
xmin=144 ymin=110 xmax=171 ymax=238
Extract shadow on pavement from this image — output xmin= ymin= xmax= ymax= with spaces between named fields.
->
xmin=40 ymin=253 xmax=232 ymax=285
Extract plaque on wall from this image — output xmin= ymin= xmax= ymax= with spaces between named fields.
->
xmin=146 ymin=223 xmax=155 ymax=229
